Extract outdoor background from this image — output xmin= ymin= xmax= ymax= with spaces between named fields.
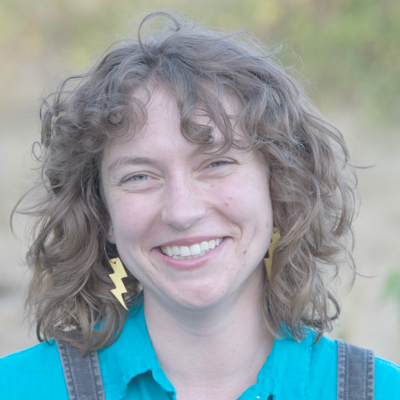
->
xmin=1 ymin=0 xmax=399 ymax=363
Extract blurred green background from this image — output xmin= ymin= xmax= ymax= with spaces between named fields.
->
xmin=1 ymin=0 xmax=399 ymax=361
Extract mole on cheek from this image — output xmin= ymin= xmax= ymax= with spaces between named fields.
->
xmin=224 ymin=201 xmax=229 ymax=206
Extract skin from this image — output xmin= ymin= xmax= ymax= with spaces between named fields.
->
xmin=102 ymin=89 xmax=275 ymax=399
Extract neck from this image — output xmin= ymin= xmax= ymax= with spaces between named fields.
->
xmin=143 ymin=268 xmax=274 ymax=400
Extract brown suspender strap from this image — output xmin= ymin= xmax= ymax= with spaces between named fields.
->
xmin=56 ymin=339 xmax=105 ymax=400
xmin=336 ymin=339 xmax=375 ymax=400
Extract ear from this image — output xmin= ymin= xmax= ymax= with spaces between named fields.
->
xmin=107 ymin=224 xmax=116 ymax=244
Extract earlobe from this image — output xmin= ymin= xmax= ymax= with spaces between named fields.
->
xmin=264 ymin=227 xmax=280 ymax=280
xmin=107 ymin=224 xmax=116 ymax=244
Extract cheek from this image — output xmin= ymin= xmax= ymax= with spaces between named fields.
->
xmin=111 ymin=196 xmax=159 ymax=246
xmin=216 ymin=173 xmax=272 ymax=224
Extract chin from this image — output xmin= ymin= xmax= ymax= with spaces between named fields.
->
xmin=170 ymin=283 xmax=232 ymax=311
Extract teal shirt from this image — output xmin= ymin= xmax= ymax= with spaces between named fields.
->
xmin=1 ymin=302 xmax=399 ymax=399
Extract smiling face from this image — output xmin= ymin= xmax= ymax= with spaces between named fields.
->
xmin=101 ymin=89 xmax=273 ymax=312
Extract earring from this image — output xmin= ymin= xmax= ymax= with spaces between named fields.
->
xmin=109 ymin=258 xmax=128 ymax=310
xmin=264 ymin=227 xmax=281 ymax=280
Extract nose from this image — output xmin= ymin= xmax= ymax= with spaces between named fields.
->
xmin=161 ymin=176 xmax=207 ymax=231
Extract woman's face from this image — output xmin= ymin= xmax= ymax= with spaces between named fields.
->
xmin=101 ymin=89 xmax=273 ymax=311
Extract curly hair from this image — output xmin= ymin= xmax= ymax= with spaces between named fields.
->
xmin=13 ymin=11 xmax=358 ymax=353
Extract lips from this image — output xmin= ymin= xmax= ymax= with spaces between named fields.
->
xmin=161 ymin=238 xmax=224 ymax=260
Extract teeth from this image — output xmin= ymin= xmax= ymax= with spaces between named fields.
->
xmin=161 ymin=238 xmax=224 ymax=259
xmin=180 ymin=246 xmax=190 ymax=257
xmin=200 ymin=241 xmax=209 ymax=251
xmin=190 ymin=244 xmax=201 ymax=255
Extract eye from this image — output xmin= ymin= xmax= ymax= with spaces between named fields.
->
xmin=208 ymin=160 xmax=234 ymax=168
xmin=133 ymin=174 xmax=149 ymax=181
xmin=123 ymin=173 xmax=150 ymax=182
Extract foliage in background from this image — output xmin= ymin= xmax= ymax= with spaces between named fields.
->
xmin=382 ymin=269 xmax=400 ymax=346
xmin=383 ymin=270 xmax=400 ymax=312
xmin=0 ymin=0 xmax=399 ymax=125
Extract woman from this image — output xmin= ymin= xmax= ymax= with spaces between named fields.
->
xmin=1 ymin=11 xmax=399 ymax=400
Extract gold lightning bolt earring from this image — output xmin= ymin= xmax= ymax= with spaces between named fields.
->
xmin=109 ymin=258 xmax=128 ymax=310
xmin=264 ymin=227 xmax=281 ymax=280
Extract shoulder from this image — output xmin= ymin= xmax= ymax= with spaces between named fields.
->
xmin=375 ymin=355 xmax=400 ymax=398
xmin=307 ymin=335 xmax=338 ymax=400
xmin=0 ymin=341 xmax=68 ymax=399
xmin=308 ymin=334 xmax=400 ymax=398
xmin=309 ymin=334 xmax=338 ymax=372
xmin=0 ymin=340 xmax=61 ymax=372
xmin=310 ymin=336 xmax=400 ymax=400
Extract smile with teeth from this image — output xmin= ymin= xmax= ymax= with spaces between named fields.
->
xmin=161 ymin=238 xmax=224 ymax=260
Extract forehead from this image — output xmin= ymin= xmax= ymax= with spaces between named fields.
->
xmin=105 ymin=86 xmax=248 ymax=156
xmin=104 ymin=89 xmax=222 ymax=157
xmin=142 ymin=85 xmax=240 ymax=124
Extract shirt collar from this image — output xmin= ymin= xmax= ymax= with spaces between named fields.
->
xmin=98 ymin=297 xmax=176 ymax=400
xmin=98 ymin=297 xmax=314 ymax=400
xmin=240 ymin=332 xmax=313 ymax=400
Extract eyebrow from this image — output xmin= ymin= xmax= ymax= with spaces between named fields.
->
xmin=107 ymin=156 xmax=155 ymax=173
xmin=107 ymin=141 xmax=233 ymax=173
